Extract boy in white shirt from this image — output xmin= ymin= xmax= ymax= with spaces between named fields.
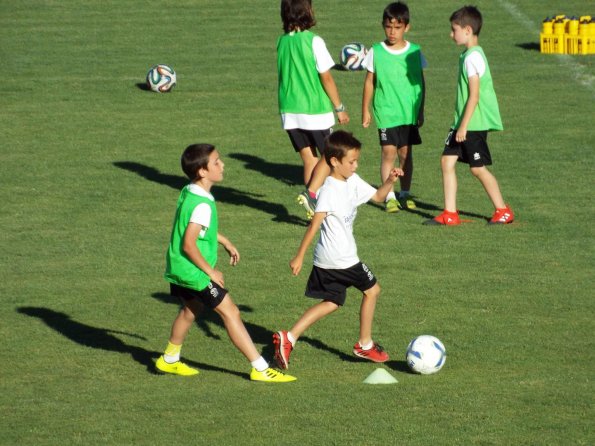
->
xmin=273 ymin=131 xmax=402 ymax=369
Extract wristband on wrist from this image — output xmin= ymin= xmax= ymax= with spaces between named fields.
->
xmin=334 ymin=103 xmax=345 ymax=113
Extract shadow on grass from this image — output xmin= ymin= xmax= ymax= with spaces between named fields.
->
xmin=227 ymin=153 xmax=301 ymax=186
xmin=153 ymin=292 xmax=359 ymax=365
xmin=366 ymin=196 xmax=489 ymax=222
xmin=16 ymin=306 xmax=246 ymax=379
xmin=516 ymin=42 xmax=540 ymax=51
xmin=113 ymin=161 xmax=307 ymax=226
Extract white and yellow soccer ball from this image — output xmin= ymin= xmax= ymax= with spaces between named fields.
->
xmin=146 ymin=64 xmax=177 ymax=92
xmin=406 ymin=335 xmax=446 ymax=375
xmin=340 ymin=42 xmax=367 ymax=71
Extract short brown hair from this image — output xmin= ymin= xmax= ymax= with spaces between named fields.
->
xmin=450 ymin=5 xmax=483 ymax=36
xmin=324 ymin=131 xmax=361 ymax=166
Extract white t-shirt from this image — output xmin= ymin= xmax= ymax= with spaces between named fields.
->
xmin=361 ymin=41 xmax=428 ymax=73
xmin=313 ymin=174 xmax=377 ymax=269
xmin=463 ymin=50 xmax=485 ymax=78
xmin=188 ymin=183 xmax=213 ymax=238
xmin=281 ymin=35 xmax=336 ymax=131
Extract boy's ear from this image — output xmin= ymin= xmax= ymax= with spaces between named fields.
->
xmin=405 ymin=23 xmax=411 ymax=32
xmin=329 ymin=156 xmax=340 ymax=167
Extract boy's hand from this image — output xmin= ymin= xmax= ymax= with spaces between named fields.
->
xmin=209 ymin=269 xmax=225 ymax=287
xmin=289 ymin=256 xmax=304 ymax=276
xmin=337 ymin=110 xmax=350 ymax=124
xmin=455 ymin=127 xmax=467 ymax=142
xmin=387 ymin=167 xmax=403 ymax=183
xmin=362 ymin=109 xmax=372 ymax=128
xmin=224 ymin=243 xmax=240 ymax=266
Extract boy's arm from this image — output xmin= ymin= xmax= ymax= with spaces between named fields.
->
xmin=217 ymin=233 xmax=240 ymax=266
xmin=455 ymin=74 xmax=479 ymax=142
xmin=371 ymin=168 xmax=403 ymax=203
xmin=289 ymin=212 xmax=326 ymax=276
xmin=362 ymin=71 xmax=374 ymax=128
xmin=183 ymin=223 xmax=225 ymax=286
xmin=418 ymin=71 xmax=425 ymax=127
xmin=319 ymin=70 xmax=350 ymax=124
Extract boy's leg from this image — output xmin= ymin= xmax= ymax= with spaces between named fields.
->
xmin=156 ymin=299 xmax=202 ymax=376
xmin=216 ymin=294 xmax=297 ymax=382
xmin=441 ymin=155 xmax=459 ymax=212
xmin=358 ymin=284 xmax=380 ymax=346
xmin=298 ymin=146 xmax=318 ymax=186
xmin=381 ymin=144 xmax=399 ymax=212
xmin=353 ymin=284 xmax=388 ymax=362
xmin=214 ymin=294 xmax=261 ymax=362
xmin=290 ymin=300 xmax=339 ymax=341
xmin=470 ymin=166 xmax=506 ymax=209
xmin=273 ymin=300 xmax=339 ymax=369
xmin=307 ymin=157 xmax=331 ymax=196
xmin=470 ymin=166 xmax=514 ymax=224
xmin=397 ymin=145 xmax=416 ymax=209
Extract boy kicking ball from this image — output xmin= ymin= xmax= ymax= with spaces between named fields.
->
xmin=273 ymin=131 xmax=402 ymax=369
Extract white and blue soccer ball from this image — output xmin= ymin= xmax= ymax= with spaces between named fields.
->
xmin=340 ymin=42 xmax=367 ymax=71
xmin=146 ymin=64 xmax=177 ymax=92
xmin=406 ymin=335 xmax=446 ymax=375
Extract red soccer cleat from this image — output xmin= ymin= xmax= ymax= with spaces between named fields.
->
xmin=489 ymin=206 xmax=514 ymax=224
xmin=273 ymin=330 xmax=293 ymax=370
xmin=424 ymin=210 xmax=461 ymax=226
xmin=353 ymin=342 xmax=389 ymax=363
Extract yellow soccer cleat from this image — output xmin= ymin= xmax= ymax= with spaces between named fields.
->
xmin=250 ymin=367 xmax=297 ymax=383
xmin=156 ymin=356 xmax=200 ymax=376
xmin=385 ymin=198 xmax=400 ymax=213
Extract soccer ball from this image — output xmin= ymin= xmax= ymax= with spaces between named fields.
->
xmin=406 ymin=335 xmax=446 ymax=375
xmin=340 ymin=42 xmax=367 ymax=71
xmin=146 ymin=64 xmax=177 ymax=92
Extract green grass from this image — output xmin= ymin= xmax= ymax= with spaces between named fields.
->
xmin=1 ymin=0 xmax=593 ymax=444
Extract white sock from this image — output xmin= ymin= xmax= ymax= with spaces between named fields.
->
xmin=399 ymin=190 xmax=410 ymax=199
xmin=360 ymin=340 xmax=374 ymax=350
xmin=251 ymin=356 xmax=269 ymax=372
xmin=287 ymin=331 xmax=296 ymax=346
xmin=386 ymin=191 xmax=396 ymax=202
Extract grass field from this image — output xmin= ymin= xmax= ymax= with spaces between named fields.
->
xmin=1 ymin=0 xmax=593 ymax=444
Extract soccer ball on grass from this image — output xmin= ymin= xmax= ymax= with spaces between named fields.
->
xmin=406 ymin=335 xmax=446 ymax=375
xmin=146 ymin=64 xmax=176 ymax=92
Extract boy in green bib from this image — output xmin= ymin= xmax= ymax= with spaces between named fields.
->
xmin=158 ymin=144 xmax=296 ymax=382
xmin=426 ymin=6 xmax=514 ymax=225
xmin=362 ymin=2 xmax=425 ymax=213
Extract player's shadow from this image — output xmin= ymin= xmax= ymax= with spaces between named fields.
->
xmin=113 ymin=161 xmax=307 ymax=226
xmin=516 ymin=42 xmax=540 ymax=51
xmin=365 ymin=193 xmax=489 ymax=221
xmin=227 ymin=153 xmax=302 ymax=186
xmin=153 ymin=292 xmax=360 ymax=364
xmin=17 ymin=306 xmax=245 ymax=378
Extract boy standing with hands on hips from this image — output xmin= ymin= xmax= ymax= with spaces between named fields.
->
xmin=427 ymin=6 xmax=514 ymax=225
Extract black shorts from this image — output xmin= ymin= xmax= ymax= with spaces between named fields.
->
xmin=442 ymin=128 xmax=492 ymax=167
xmin=286 ymin=128 xmax=331 ymax=154
xmin=170 ymin=282 xmax=228 ymax=309
xmin=305 ymin=262 xmax=377 ymax=306
xmin=378 ymin=125 xmax=421 ymax=148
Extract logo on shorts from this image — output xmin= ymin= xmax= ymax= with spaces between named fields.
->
xmin=208 ymin=283 xmax=219 ymax=298
xmin=361 ymin=263 xmax=375 ymax=282
xmin=380 ymin=129 xmax=387 ymax=141
xmin=473 ymin=152 xmax=481 ymax=160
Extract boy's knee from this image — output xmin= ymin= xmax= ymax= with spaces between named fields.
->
xmin=470 ymin=166 xmax=487 ymax=177
xmin=365 ymin=284 xmax=381 ymax=299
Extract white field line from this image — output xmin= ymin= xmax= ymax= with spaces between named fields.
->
xmin=496 ymin=0 xmax=594 ymax=95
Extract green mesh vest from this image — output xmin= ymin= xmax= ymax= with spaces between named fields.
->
xmin=372 ymin=42 xmax=424 ymax=128
xmin=453 ymin=46 xmax=503 ymax=131
xmin=277 ymin=30 xmax=332 ymax=114
xmin=165 ymin=186 xmax=218 ymax=291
